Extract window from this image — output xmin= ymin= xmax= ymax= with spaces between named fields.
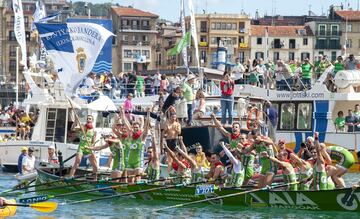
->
xmin=239 ymin=36 xmax=245 ymax=43
xmin=215 ymin=23 xmax=221 ymax=30
xmin=133 ymin=35 xmax=139 ymax=42
xmin=273 ymin=52 xmax=280 ymax=62
xmin=133 ymin=50 xmax=141 ymax=58
xmin=142 ymin=50 xmax=150 ymax=58
xmin=124 ymin=50 xmax=132 ymax=58
xmin=297 ymin=103 xmax=312 ymax=130
xmin=255 ymin=52 xmax=264 ymax=59
xmin=142 ymin=35 xmax=148 ymax=42
xmin=122 ymin=20 xmax=129 ymax=26
xmin=257 ymin=38 xmax=262 ymax=45
xmin=318 ymin=25 xmax=326 ymax=35
xmin=211 ymin=37 xmax=218 ymax=44
xmin=211 ymin=23 xmax=215 ymax=30
xmin=238 ymin=51 xmax=245 ymax=63
xmin=329 ymin=39 xmax=340 ymax=49
xmin=9 ymin=46 xmax=16 ymax=57
xmin=316 ymin=38 xmax=326 ymax=49
xmin=201 ymin=51 xmax=207 ymax=62
xmin=200 ymin=35 xmax=207 ymax=43
xmin=301 ymin=52 xmax=310 ymax=61
xmin=289 ymin=39 xmax=296 ymax=49
xmin=239 ymin=22 xmax=245 ymax=33
xmin=303 ymin=38 xmax=308 ymax=45
xmin=9 ymin=31 xmax=16 ymax=41
xmin=331 ymin=25 xmax=339 ymax=35
xmin=122 ymin=35 xmax=128 ymax=41
xmin=142 ymin=20 xmax=150 ymax=27
xmin=200 ymin=21 xmax=207 ymax=32
xmin=273 ymin=39 xmax=282 ymax=48
xmin=9 ymin=60 xmax=16 ymax=71
xmin=226 ymin=23 xmax=232 ymax=30
xmin=280 ymin=103 xmax=295 ymax=130
xmin=124 ymin=63 xmax=132 ymax=71
xmin=289 ymin=52 xmax=295 ymax=61
xmin=221 ymin=23 xmax=226 ymax=30
xmin=347 ymin=24 xmax=352 ymax=32
xmin=346 ymin=39 xmax=352 ymax=48
xmin=319 ymin=51 xmax=324 ymax=55
xmin=232 ymin=23 xmax=237 ymax=30
xmin=331 ymin=51 xmax=337 ymax=61
xmin=132 ymin=20 xmax=139 ymax=26
xmin=25 ymin=31 xmax=31 ymax=42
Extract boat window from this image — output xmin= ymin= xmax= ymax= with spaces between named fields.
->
xmin=280 ymin=103 xmax=295 ymax=130
xmin=297 ymin=103 xmax=312 ymax=130
xmin=45 ymin=108 xmax=66 ymax=143
xmin=96 ymin=112 xmax=116 ymax=129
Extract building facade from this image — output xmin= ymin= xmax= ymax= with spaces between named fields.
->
xmin=250 ymin=25 xmax=314 ymax=62
xmin=111 ymin=6 xmax=158 ymax=74
xmin=185 ymin=13 xmax=251 ymax=68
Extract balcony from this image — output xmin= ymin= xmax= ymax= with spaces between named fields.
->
xmin=199 ymin=41 xmax=208 ymax=47
xmin=239 ymin=43 xmax=248 ymax=48
xmin=239 ymin=28 xmax=246 ymax=34
xmin=315 ymin=31 xmax=342 ymax=36
xmin=315 ymin=44 xmax=341 ymax=50
xmin=121 ymin=40 xmax=150 ymax=46
xmin=120 ymin=25 xmax=153 ymax=31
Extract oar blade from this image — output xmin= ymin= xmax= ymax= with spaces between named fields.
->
xmin=30 ymin=202 xmax=58 ymax=213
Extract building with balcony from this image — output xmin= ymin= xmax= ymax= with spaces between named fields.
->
xmin=185 ymin=13 xmax=251 ymax=68
xmin=333 ymin=10 xmax=360 ymax=56
xmin=306 ymin=17 xmax=342 ymax=60
xmin=111 ymin=6 xmax=158 ymax=73
xmin=250 ymin=25 xmax=314 ymax=62
xmin=0 ymin=0 xmax=70 ymax=83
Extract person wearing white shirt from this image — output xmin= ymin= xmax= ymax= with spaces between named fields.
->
xmin=153 ymin=71 xmax=161 ymax=94
xmin=22 ymin=147 xmax=36 ymax=174
xmin=0 ymin=111 xmax=10 ymax=126
xmin=232 ymin=58 xmax=246 ymax=84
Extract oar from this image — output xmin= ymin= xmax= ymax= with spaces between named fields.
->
xmin=60 ymin=179 xmax=207 ymax=206
xmin=13 ymin=174 xmax=143 ymax=196
xmin=0 ymin=173 xmax=94 ymax=195
xmin=154 ymin=181 xmax=299 ymax=212
xmin=18 ymin=176 xmax=183 ymax=204
xmin=5 ymin=202 xmax=58 ymax=213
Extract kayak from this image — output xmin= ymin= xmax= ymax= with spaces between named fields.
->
xmin=0 ymin=199 xmax=17 ymax=217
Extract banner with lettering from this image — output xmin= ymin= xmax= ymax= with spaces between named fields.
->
xmin=12 ymin=0 xmax=27 ymax=68
xmin=35 ymin=22 xmax=113 ymax=95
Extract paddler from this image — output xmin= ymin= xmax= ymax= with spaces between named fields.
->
xmin=164 ymin=142 xmax=191 ymax=184
xmin=245 ymin=133 xmax=277 ymax=188
xmin=312 ymin=132 xmax=329 ymax=190
xmin=205 ymin=152 xmax=225 ymax=184
xmin=86 ymin=134 xmax=124 ymax=182
xmin=289 ymin=153 xmax=313 ymax=191
xmin=219 ymin=142 xmax=245 ymax=188
xmin=211 ymin=113 xmax=242 ymax=149
xmin=69 ymin=115 xmax=98 ymax=179
xmin=235 ymin=134 xmax=255 ymax=185
xmin=120 ymin=108 xmax=151 ymax=183
xmin=324 ymin=146 xmax=355 ymax=188
xmin=145 ymin=133 xmax=160 ymax=182
xmin=263 ymin=151 xmax=298 ymax=191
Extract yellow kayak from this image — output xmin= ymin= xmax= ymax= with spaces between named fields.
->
xmin=0 ymin=199 xmax=17 ymax=217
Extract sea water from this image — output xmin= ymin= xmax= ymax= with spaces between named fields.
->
xmin=1 ymin=172 xmax=360 ymax=219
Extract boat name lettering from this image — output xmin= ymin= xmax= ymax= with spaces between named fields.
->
xmin=269 ymin=192 xmax=318 ymax=207
xmin=19 ymin=195 xmax=47 ymax=204
xmin=276 ymin=92 xmax=325 ymax=99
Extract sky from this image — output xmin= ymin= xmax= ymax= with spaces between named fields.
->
xmin=74 ymin=0 xmax=360 ymax=22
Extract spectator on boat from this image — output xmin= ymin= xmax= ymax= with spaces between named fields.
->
xmin=152 ymin=71 xmax=161 ymax=95
xmin=265 ymin=101 xmax=278 ymax=142
xmin=220 ymin=72 xmax=234 ymax=125
xmin=232 ymin=58 xmax=246 ymax=84
xmin=123 ymin=93 xmax=134 ymax=121
xmin=135 ymin=73 xmax=145 ymax=98
xmin=195 ymin=143 xmax=210 ymax=169
xmin=345 ymin=54 xmax=359 ymax=70
xmin=334 ymin=111 xmax=346 ymax=132
xmin=193 ymin=89 xmax=206 ymax=120
xmin=69 ymin=115 xmax=98 ymax=180
xmin=162 ymin=86 xmax=182 ymax=116
xmin=159 ymin=74 xmax=169 ymax=94
xmin=345 ymin=109 xmax=357 ymax=132
xmin=182 ymin=74 xmax=196 ymax=126
xmin=108 ymin=73 xmax=118 ymax=99
xmin=317 ymin=55 xmax=332 ymax=79
xmin=144 ymin=75 xmax=154 ymax=96
xmin=47 ymin=144 xmax=58 ymax=165
xmin=17 ymin=147 xmax=28 ymax=174
xmin=0 ymin=110 xmax=10 ymax=126
xmin=333 ymin=56 xmax=345 ymax=75
xmin=127 ymin=72 xmax=137 ymax=95
xmin=277 ymin=139 xmax=293 ymax=159
xmin=118 ymin=72 xmax=127 ymax=98
xmin=300 ymin=58 xmax=314 ymax=90
xmin=84 ymin=72 xmax=100 ymax=102
xmin=22 ymin=147 xmax=35 ymax=174
xmin=249 ymin=59 xmax=260 ymax=86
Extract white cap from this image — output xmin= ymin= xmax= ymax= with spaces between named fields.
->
xmin=48 ymin=144 xmax=55 ymax=150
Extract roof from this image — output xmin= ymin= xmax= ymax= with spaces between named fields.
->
xmin=250 ymin=25 xmax=313 ymax=37
xmin=111 ymin=6 xmax=158 ymax=18
xmin=335 ymin=10 xmax=360 ymax=21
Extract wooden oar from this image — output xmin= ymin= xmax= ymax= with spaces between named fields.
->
xmin=5 ymin=202 xmax=58 ymax=213
xmin=154 ymin=181 xmax=299 ymax=212
xmin=18 ymin=176 xmax=183 ymax=204
xmin=0 ymin=173 xmax=94 ymax=195
xmin=60 ymin=179 xmax=206 ymax=206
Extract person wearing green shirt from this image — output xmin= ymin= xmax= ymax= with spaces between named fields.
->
xmin=334 ymin=56 xmax=345 ymax=75
xmin=182 ymin=74 xmax=196 ymax=126
xmin=300 ymin=58 xmax=314 ymax=90
xmin=135 ymin=75 xmax=145 ymax=97
xmin=334 ymin=111 xmax=345 ymax=132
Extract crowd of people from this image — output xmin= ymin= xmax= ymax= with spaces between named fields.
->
xmin=335 ymin=104 xmax=360 ymax=132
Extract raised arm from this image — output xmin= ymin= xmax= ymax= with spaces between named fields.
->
xmin=314 ymin=133 xmax=324 ymax=164
xmin=176 ymin=147 xmax=197 ymax=169
xmin=220 ymin=142 xmax=239 ymax=166
xmin=151 ymin=134 xmax=159 ymax=162
xmin=141 ymin=110 xmax=151 ymax=142
xmin=164 ymin=144 xmax=186 ymax=169
xmin=119 ymin=107 xmax=132 ymax=132
xmin=211 ymin=113 xmax=230 ymax=136
xmin=320 ymin=144 xmax=332 ymax=165
xmin=178 ymin=136 xmax=187 ymax=154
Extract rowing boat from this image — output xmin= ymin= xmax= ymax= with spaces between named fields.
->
xmin=0 ymin=199 xmax=17 ymax=217
xmin=35 ymin=165 xmax=360 ymax=213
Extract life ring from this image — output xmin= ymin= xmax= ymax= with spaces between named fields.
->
xmin=246 ymin=107 xmax=261 ymax=130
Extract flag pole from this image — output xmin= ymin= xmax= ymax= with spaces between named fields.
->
xmin=16 ymin=46 xmax=19 ymax=107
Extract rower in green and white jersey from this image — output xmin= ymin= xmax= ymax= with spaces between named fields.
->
xmin=263 ymin=151 xmax=298 ymax=191
xmin=220 ymin=142 xmax=244 ymax=187
xmin=289 ymin=153 xmax=313 ymax=191
xmin=87 ymin=135 xmax=124 ymax=181
xmin=211 ymin=113 xmax=242 ymax=149
xmin=312 ymin=132 xmax=330 ymax=191
xmin=236 ymin=135 xmax=255 ymax=185
xmin=112 ymin=122 xmax=131 ymax=182
xmin=146 ymin=134 xmax=160 ymax=182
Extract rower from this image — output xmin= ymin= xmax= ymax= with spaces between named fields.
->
xmin=145 ymin=134 xmax=160 ymax=182
xmin=164 ymin=142 xmax=191 ymax=184
xmin=120 ymin=108 xmax=151 ymax=183
xmin=263 ymin=151 xmax=298 ymax=191
xmin=219 ymin=142 xmax=245 ymax=188
xmin=312 ymin=132 xmax=328 ymax=191
xmin=289 ymin=153 xmax=313 ymax=191
xmin=325 ymin=146 xmax=355 ymax=188
xmin=205 ymin=153 xmax=225 ymax=184
xmin=175 ymin=137 xmax=205 ymax=183
xmin=245 ymin=134 xmax=277 ymax=188
xmin=236 ymin=134 xmax=255 ymax=185
xmin=87 ymin=135 xmax=124 ymax=182
xmin=69 ymin=115 xmax=98 ymax=179
xmin=112 ymin=119 xmax=131 ymax=182
xmin=211 ymin=113 xmax=242 ymax=149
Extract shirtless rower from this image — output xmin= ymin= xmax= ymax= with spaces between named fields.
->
xmin=163 ymin=112 xmax=181 ymax=151
xmin=205 ymin=153 xmax=225 ymax=184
